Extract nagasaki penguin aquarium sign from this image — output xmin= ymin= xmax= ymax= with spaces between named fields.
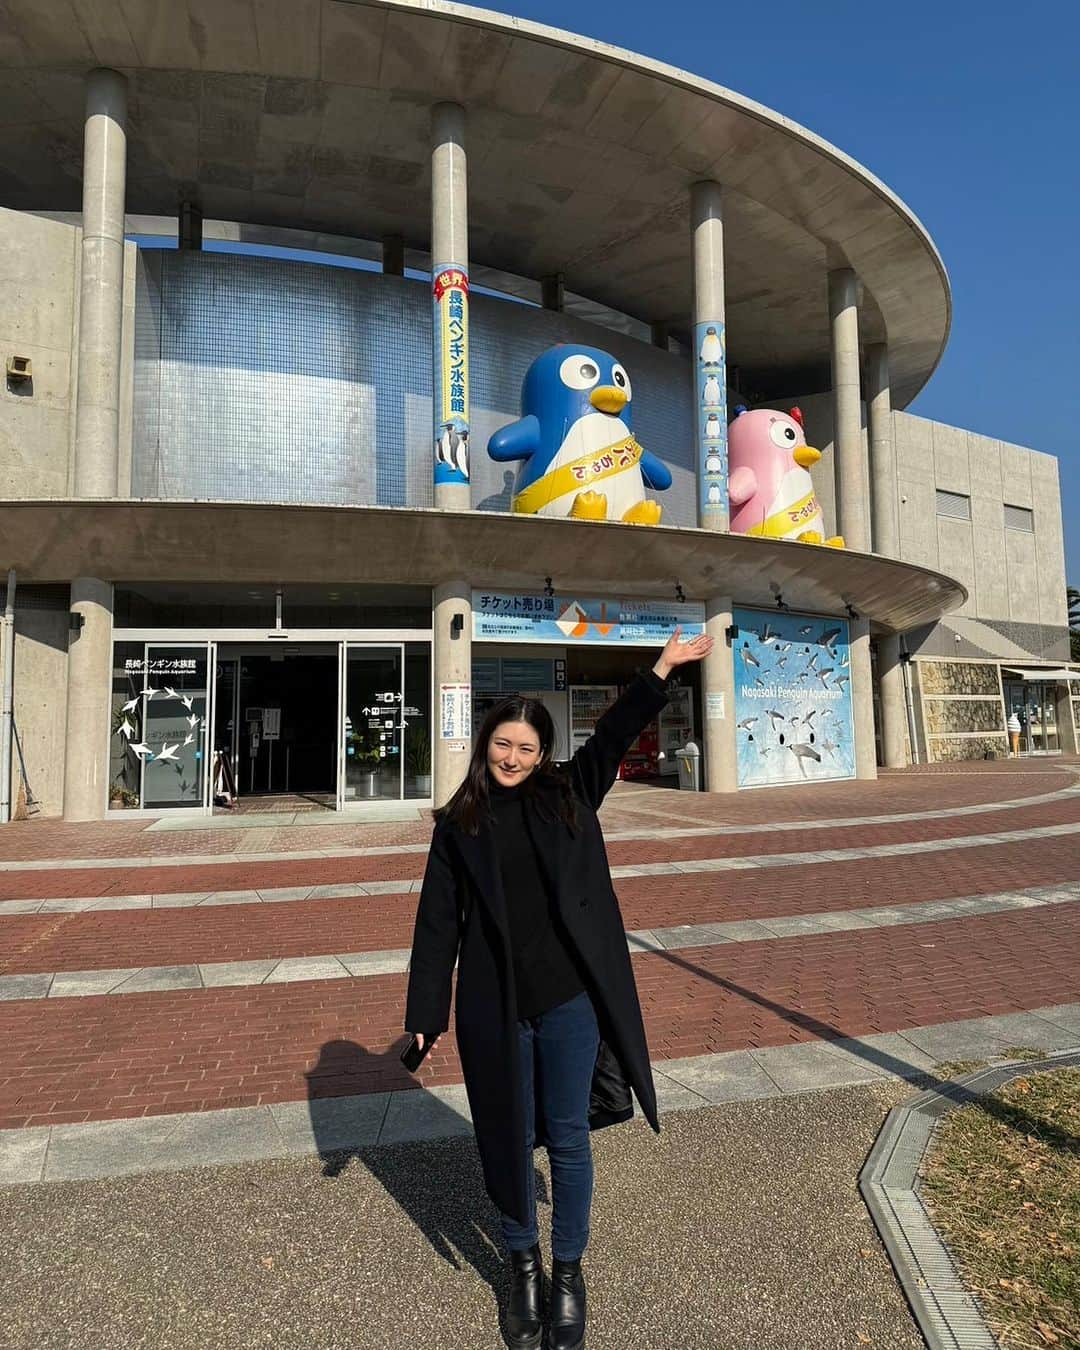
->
xmin=433 ymin=265 xmax=470 ymax=486
xmin=733 ymin=606 xmax=855 ymax=788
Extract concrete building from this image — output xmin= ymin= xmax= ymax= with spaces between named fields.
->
xmin=0 ymin=0 xmax=1074 ymax=822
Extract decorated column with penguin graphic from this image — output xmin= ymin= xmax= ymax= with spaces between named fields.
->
xmin=431 ymin=102 xmax=470 ymax=507
xmin=691 ymin=181 xmax=728 ymax=529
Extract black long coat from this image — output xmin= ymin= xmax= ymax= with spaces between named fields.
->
xmin=405 ymin=673 xmax=669 ymax=1225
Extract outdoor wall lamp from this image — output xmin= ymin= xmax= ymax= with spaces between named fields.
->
xmin=845 ymin=602 xmax=859 ymax=621
xmin=543 ymin=576 xmax=555 ymax=598
xmin=450 ymin=613 xmax=464 ymax=640
xmin=724 ymin=624 xmax=739 ymax=642
xmin=674 ymin=581 xmax=685 ymax=603
xmin=68 ymin=612 xmax=85 ymax=633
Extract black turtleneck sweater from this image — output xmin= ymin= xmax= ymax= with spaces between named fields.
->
xmin=488 ymin=779 xmax=585 ymax=1021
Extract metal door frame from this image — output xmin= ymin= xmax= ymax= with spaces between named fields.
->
xmin=139 ymin=640 xmax=216 ymax=814
xmin=337 ymin=641 xmax=406 ymax=810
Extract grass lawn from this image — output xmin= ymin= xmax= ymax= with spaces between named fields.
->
xmin=920 ymin=1067 xmax=1080 ymax=1349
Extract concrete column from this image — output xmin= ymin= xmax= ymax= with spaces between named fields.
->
xmin=431 ymin=102 xmax=470 ymax=512
xmin=702 ymin=595 xmax=737 ymax=792
xmin=382 ymin=234 xmax=404 ymax=276
xmin=541 ymin=273 xmax=564 ymax=312
xmin=74 ymin=69 xmax=127 ymax=498
xmin=877 ymin=633 xmax=908 ymax=768
xmin=178 ymin=200 xmax=202 ymax=251
xmin=63 ymin=578 xmax=113 ymax=821
xmin=1056 ymin=683 xmax=1078 ymax=756
xmin=866 ymin=342 xmax=898 ymax=557
xmin=432 ymin=580 xmax=472 ymax=808
xmin=849 ymin=616 xmax=878 ymax=780
xmin=691 ymin=181 xmax=728 ymax=531
xmin=828 ymin=267 xmax=868 ymax=552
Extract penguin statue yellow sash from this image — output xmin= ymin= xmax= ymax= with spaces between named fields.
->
xmin=744 ymin=488 xmax=821 ymax=538
xmin=512 ymin=434 xmax=643 ymax=515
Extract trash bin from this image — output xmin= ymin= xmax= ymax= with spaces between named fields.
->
xmin=674 ymin=740 xmax=701 ymax=791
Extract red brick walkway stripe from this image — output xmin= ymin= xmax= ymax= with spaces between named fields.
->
xmin=1 ymin=834 xmax=1078 ymax=976
xmin=1 ymin=905 xmax=1077 ymax=1129
xmin=3 ymin=795 xmax=1080 ymax=903
xmin=0 ymin=767 xmax=1068 ymax=865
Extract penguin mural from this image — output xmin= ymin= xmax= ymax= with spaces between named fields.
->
xmin=728 ymin=405 xmax=845 ymax=547
xmin=704 ymin=412 xmax=722 ymax=440
xmin=699 ymin=326 xmax=724 ymax=364
xmin=487 ymin=344 xmax=672 ymax=523
xmin=702 ymin=373 xmax=722 ymax=407
xmin=704 ymin=450 xmax=724 ymax=474
xmin=435 ymin=420 xmax=469 ymax=479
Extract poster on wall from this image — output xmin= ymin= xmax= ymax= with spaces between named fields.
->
xmin=432 ymin=265 xmax=470 ymax=487
xmin=695 ymin=319 xmax=728 ymax=525
xmin=733 ymin=606 xmax=855 ymax=788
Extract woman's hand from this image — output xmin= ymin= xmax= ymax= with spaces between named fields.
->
xmin=653 ymin=626 xmax=714 ymax=680
xmin=413 ymin=1032 xmax=440 ymax=1053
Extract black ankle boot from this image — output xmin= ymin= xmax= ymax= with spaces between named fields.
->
xmin=548 ymin=1257 xmax=586 ymax=1350
xmin=505 ymin=1244 xmax=544 ymax=1349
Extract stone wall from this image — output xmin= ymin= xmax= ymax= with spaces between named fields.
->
xmin=915 ymin=657 xmax=1007 ymax=762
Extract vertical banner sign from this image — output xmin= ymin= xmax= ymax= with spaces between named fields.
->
xmin=695 ymin=320 xmax=728 ymax=525
xmin=732 ymin=606 xmax=856 ymax=788
xmin=433 ymin=265 xmax=470 ymax=487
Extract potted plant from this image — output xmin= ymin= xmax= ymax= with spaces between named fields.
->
xmin=406 ymin=723 xmax=432 ymax=796
xmin=346 ymin=728 xmax=383 ymax=799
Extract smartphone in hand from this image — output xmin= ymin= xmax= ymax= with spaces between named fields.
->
xmin=400 ymin=1034 xmax=437 ymax=1073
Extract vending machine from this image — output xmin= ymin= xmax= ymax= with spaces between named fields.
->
xmin=656 ymin=684 xmax=694 ymax=776
xmin=569 ymin=685 xmax=618 ymax=755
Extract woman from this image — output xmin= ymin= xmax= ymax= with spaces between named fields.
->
xmin=405 ymin=627 xmax=713 ymax=1349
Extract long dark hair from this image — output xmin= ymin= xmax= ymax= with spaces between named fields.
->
xmin=436 ymin=695 xmax=578 ymax=836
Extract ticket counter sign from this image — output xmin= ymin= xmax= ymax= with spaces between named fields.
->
xmin=473 ymin=591 xmax=705 ymax=645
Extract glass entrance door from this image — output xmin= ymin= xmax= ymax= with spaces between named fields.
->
xmin=338 ymin=645 xmax=406 ymax=806
xmin=1003 ymin=677 xmax=1061 ymax=755
xmin=140 ymin=643 xmax=214 ymax=810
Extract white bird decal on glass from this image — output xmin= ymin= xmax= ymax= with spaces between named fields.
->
xmin=163 ymin=687 xmax=177 ymax=701
xmin=142 ymin=687 xmax=158 ymax=701
xmin=130 ymin=742 xmax=152 ymax=759
xmin=119 ymin=718 xmax=135 ymax=740
xmin=156 ymin=743 xmax=181 ymax=763
xmin=187 ymin=714 xmax=200 ymax=728
xmin=181 ymin=695 xmax=194 ymax=711
xmin=183 ymin=734 xmax=195 ymax=747
xmin=122 ymin=697 xmax=140 ymax=714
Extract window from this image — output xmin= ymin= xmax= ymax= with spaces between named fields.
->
xmin=1004 ymin=504 xmax=1034 ymax=532
xmin=936 ymin=489 xmax=971 ymax=520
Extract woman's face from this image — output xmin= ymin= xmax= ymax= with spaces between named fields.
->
xmin=487 ymin=718 xmax=543 ymax=787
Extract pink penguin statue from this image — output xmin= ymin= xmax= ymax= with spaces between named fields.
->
xmin=727 ymin=406 xmax=844 ymax=547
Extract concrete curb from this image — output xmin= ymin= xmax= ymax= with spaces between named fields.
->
xmin=859 ymin=1048 xmax=1080 ymax=1350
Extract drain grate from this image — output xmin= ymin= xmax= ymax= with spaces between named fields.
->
xmin=860 ymin=1048 xmax=1080 ymax=1350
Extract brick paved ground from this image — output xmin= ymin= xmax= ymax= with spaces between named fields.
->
xmin=0 ymin=759 xmax=1078 ymax=1133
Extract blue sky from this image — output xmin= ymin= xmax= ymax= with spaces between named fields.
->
xmin=480 ymin=0 xmax=1079 ymax=584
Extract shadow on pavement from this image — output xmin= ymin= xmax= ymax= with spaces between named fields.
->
xmin=304 ymin=1038 xmax=550 ymax=1345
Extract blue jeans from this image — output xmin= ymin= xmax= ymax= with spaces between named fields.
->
xmin=500 ymin=990 xmax=600 ymax=1262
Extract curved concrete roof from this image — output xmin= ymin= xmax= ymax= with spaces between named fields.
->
xmin=0 ymin=501 xmax=966 ymax=633
xmin=0 ymin=0 xmax=950 ymax=403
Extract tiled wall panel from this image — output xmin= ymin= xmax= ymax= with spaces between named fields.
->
xmin=132 ymin=251 xmax=696 ymax=523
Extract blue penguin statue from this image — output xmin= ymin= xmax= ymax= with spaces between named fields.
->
xmin=487 ymin=344 xmax=672 ymax=522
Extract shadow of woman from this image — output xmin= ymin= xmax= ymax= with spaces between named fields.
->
xmin=305 ymin=1038 xmax=549 ymax=1341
